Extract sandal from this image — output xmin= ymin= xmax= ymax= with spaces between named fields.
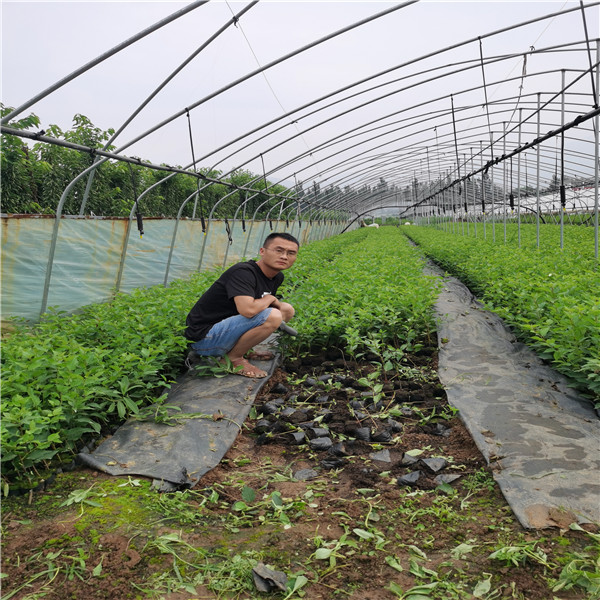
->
xmin=245 ymin=350 xmax=275 ymax=361
xmin=229 ymin=358 xmax=268 ymax=379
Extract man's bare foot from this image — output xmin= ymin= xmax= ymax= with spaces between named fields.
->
xmin=229 ymin=357 xmax=268 ymax=378
xmin=245 ymin=350 xmax=275 ymax=361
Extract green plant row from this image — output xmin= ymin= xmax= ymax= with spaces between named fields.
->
xmin=1 ymin=228 xmax=439 ymax=488
xmin=1 ymin=269 xmax=223 ymax=487
xmin=280 ymin=227 xmax=441 ymax=354
xmin=403 ymin=223 xmax=600 ymax=402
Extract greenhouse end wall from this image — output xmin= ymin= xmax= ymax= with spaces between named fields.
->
xmin=1 ymin=215 xmax=346 ymax=322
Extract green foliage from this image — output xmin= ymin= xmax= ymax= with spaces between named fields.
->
xmin=0 ymin=106 xmax=46 ymax=213
xmin=0 ymin=228 xmax=439 ymax=489
xmin=0 ymin=270 xmax=220 ymax=487
xmin=280 ymin=228 xmax=440 ymax=355
xmin=551 ymin=523 xmax=600 ymax=597
xmin=404 ymin=224 xmax=600 ymax=402
xmin=0 ymin=106 xmax=297 ymax=218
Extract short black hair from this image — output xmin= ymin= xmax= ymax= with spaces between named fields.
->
xmin=263 ymin=232 xmax=300 ymax=248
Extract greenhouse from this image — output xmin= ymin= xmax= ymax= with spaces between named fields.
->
xmin=1 ymin=2 xmax=599 ymax=599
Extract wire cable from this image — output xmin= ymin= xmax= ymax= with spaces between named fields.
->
xmin=186 ymin=108 xmax=206 ymax=232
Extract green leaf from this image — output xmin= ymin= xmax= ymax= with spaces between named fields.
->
xmin=451 ymin=542 xmax=476 ymax=560
xmin=286 ymin=574 xmax=308 ymax=597
xmin=314 ymin=548 xmax=333 ymax=560
xmin=92 ymin=559 xmax=103 ymax=577
xmin=385 ymin=555 xmax=404 ymax=573
xmin=241 ymin=485 xmax=256 ymax=504
xmin=436 ymin=482 xmax=455 ymax=495
xmin=405 ymin=449 xmax=424 ymax=457
xmin=353 ymin=528 xmax=375 ymax=540
xmin=473 ymin=575 xmax=492 ymax=597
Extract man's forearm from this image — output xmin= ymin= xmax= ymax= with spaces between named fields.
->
xmin=235 ymin=294 xmax=278 ymax=318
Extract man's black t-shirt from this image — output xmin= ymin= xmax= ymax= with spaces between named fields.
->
xmin=184 ymin=260 xmax=284 ymax=341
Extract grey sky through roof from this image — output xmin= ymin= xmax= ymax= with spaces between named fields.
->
xmin=2 ymin=1 xmax=599 ymax=208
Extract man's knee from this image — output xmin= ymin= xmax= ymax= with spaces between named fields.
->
xmin=279 ymin=302 xmax=295 ymax=322
xmin=266 ymin=307 xmax=283 ymax=329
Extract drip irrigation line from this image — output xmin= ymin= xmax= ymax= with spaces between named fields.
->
xmin=0 ymin=125 xmax=297 ymax=204
xmin=1 ymin=0 xmax=210 ymax=125
xmin=186 ymin=109 xmax=206 ymax=231
xmin=418 ymin=104 xmax=600 ymax=207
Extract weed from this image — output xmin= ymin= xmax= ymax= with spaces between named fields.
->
xmin=489 ymin=540 xmax=555 ymax=568
xmin=550 ymin=523 xmax=600 ymax=597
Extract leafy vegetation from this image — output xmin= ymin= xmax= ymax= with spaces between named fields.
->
xmin=279 ymin=227 xmax=440 ymax=355
xmin=1 ymin=228 xmax=438 ymax=490
xmin=0 ymin=270 xmax=222 ymax=488
xmin=3 ymin=224 xmax=598 ymax=599
xmin=404 ymin=223 xmax=600 ymax=403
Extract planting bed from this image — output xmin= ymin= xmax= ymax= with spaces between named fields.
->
xmin=2 ymin=347 xmax=597 ymax=600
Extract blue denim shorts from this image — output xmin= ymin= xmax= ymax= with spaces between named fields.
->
xmin=190 ymin=308 xmax=273 ymax=357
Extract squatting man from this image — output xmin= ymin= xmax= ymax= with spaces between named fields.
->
xmin=184 ymin=233 xmax=299 ymax=378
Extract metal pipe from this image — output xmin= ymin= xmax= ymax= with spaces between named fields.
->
xmin=503 ymin=122 xmax=507 ymax=243
xmin=517 ymin=109 xmax=522 ymax=247
xmin=536 ymin=93 xmax=542 ymax=248
xmin=561 ymin=70 xmax=566 ymax=250
xmin=163 ymin=188 xmax=201 ymax=287
xmin=595 ymin=42 xmax=599 ymax=260
xmin=77 ymin=1 xmax=259 ymax=215
xmin=0 ymin=1 xmax=210 ymax=125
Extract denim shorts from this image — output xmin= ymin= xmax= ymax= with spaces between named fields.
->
xmin=190 ymin=308 xmax=273 ymax=357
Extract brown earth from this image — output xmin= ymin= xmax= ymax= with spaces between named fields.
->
xmin=1 ymin=349 xmax=595 ymax=600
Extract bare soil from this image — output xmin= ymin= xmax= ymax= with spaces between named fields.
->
xmin=1 ymin=348 xmax=595 ymax=599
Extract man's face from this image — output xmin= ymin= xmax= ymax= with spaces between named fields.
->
xmin=259 ymin=237 xmax=299 ymax=271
